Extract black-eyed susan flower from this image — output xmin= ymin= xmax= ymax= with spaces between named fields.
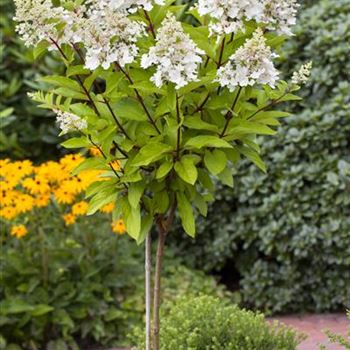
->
xmin=10 ymin=224 xmax=28 ymax=239
xmin=72 ymin=201 xmax=88 ymax=216
xmin=111 ymin=219 xmax=126 ymax=235
xmin=100 ymin=202 xmax=115 ymax=214
xmin=63 ymin=213 xmax=76 ymax=226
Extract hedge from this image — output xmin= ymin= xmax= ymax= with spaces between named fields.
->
xmin=171 ymin=0 xmax=350 ymax=313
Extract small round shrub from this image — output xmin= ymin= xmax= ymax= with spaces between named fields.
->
xmin=131 ymin=295 xmax=305 ymax=350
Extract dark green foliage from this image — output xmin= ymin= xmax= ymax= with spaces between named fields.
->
xmin=0 ymin=0 xmax=64 ymax=159
xmin=0 ymin=215 xmax=227 ymax=349
xmin=170 ymin=0 xmax=350 ymax=313
xmin=131 ymin=295 xmax=305 ymax=349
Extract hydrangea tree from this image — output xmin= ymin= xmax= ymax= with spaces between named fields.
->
xmin=13 ymin=0 xmax=310 ymax=348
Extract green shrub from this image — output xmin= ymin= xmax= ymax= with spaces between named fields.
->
xmin=0 ymin=0 xmax=64 ymax=159
xmin=170 ymin=0 xmax=350 ymax=313
xmin=321 ymin=311 xmax=350 ymax=350
xmin=0 ymin=212 xmax=228 ymax=349
xmin=131 ymin=295 xmax=305 ymax=350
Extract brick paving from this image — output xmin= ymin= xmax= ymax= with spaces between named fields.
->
xmin=273 ymin=314 xmax=349 ymax=350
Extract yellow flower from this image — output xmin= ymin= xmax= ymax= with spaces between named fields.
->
xmin=89 ymin=147 xmax=102 ymax=157
xmin=0 ymin=206 xmax=18 ymax=220
xmin=110 ymin=160 xmax=121 ymax=171
xmin=54 ymin=188 xmax=75 ymax=204
xmin=0 ymin=188 xmax=17 ymax=206
xmin=22 ymin=176 xmax=50 ymax=195
xmin=15 ymin=194 xmax=35 ymax=213
xmin=63 ymin=213 xmax=76 ymax=226
xmin=72 ymin=201 xmax=88 ymax=216
xmin=100 ymin=202 xmax=115 ymax=213
xmin=111 ymin=219 xmax=126 ymax=235
xmin=10 ymin=225 xmax=28 ymax=239
xmin=35 ymin=194 xmax=50 ymax=208
xmin=60 ymin=154 xmax=84 ymax=172
xmin=35 ymin=161 xmax=66 ymax=183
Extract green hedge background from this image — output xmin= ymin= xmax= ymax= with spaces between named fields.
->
xmin=170 ymin=0 xmax=350 ymax=313
xmin=1 ymin=0 xmax=350 ymax=316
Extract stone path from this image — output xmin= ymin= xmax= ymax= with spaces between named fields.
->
xmin=274 ymin=314 xmax=349 ymax=350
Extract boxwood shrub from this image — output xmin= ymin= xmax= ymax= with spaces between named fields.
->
xmin=131 ymin=295 xmax=305 ymax=350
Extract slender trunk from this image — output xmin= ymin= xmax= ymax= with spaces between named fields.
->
xmin=152 ymin=226 xmax=166 ymax=350
xmin=152 ymin=202 xmax=177 ymax=350
xmin=145 ymin=233 xmax=152 ymax=350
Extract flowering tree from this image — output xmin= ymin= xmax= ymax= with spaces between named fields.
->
xmin=13 ymin=0 xmax=310 ymax=349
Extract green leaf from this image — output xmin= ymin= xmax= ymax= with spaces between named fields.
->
xmin=114 ymin=98 xmax=147 ymax=121
xmin=72 ymin=158 xmax=108 ymax=175
xmin=33 ymin=41 xmax=49 ymax=59
xmin=87 ymin=191 xmax=117 ymax=215
xmin=217 ymin=167 xmax=234 ymax=188
xmin=0 ymin=300 xmax=33 ymax=315
xmin=185 ymin=136 xmax=232 ymax=149
xmin=174 ymin=156 xmax=198 ymax=185
xmin=204 ymin=149 xmax=227 ymax=175
xmin=31 ymin=304 xmax=54 ymax=316
xmin=137 ymin=215 xmax=153 ymax=245
xmin=61 ymin=137 xmax=90 ymax=149
xmin=153 ymin=190 xmax=170 ymax=214
xmin=126 ymin=206 xmax=141 ymax=240
xmin=128 ymin=182 xmax=145 ymax=209
xmin=156 ymin=160 xmax=173 ymax=179
xmin=66 ymin=65 xmax=90 ymax=78
xmin=40 ymin=76 xmax=81 ymax=91
xmin=237 ymin=146 xmax=267 ymax=173
xmin=183 ymin=116 xmax=218 ymax=132
xmin=176 ymin=192 xmax=196 ymax=237
xmin=132 ymin=142 xmax=173 ymax=166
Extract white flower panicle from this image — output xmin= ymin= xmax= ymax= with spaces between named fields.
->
xmin=291 ymin=61 xmax=312 ymax=85
xmin=197 ymin=0 xmax=264 ymax=35
xmin=141 ymin=14 xmax=204 ymax=89
xmin=217 ymin=28 xmax=279 ymax=91
xmin=54 ymin=110 xmax=87 ymax=135
xmin=92 ymin=0 xmax=165 ymax=13
xmin=80 ymin=4 xmax=146 ymax=70
xmin=261 ymin=0 xmax=300 ymax=36
xmin=14 ymin=0 xmax=67 ymax=47
xmin=197 ymin=0 xmax=299 ymax=36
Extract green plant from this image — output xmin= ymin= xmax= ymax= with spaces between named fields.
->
xmin=170 ymin=0 xmax=350 ymax=314
xmin=320 ymin=311 xmax=350 ymax=350
xmin=131 ymin=295 xmax=305 ymax=350
xmin=0 ymin=208 xmax=227 ymax=349
xmin=0 ymin=0 xmax=64 ymax=159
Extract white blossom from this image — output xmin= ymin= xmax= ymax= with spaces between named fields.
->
xmin=197 ymin=0 xmax=299 ymax=36
xmin=54 ymin=110 xmax=87 ymax=134
xmin=141 ymin=13 xmax=204 ymax=89
xmin=14 ymin=0 xmax=67 ymax=47
xmin=88 ymin=0 xmax=164 ymax=13
xmin=291 ymin=61 xmax=312 ymax=85
xmin=217 ymin=28 xmax=279 ymax=90
xmin=78 ymin=3 xmax=146 ymax=70
xmin=198 ymin=0 xmax=264 ymax=35
xmin=260 ymin=0 xmax=300 ymax=36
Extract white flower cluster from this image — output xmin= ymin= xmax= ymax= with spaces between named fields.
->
xmin=80 ymin=3 xmax=146 ymax=70
xmin=14 ymin=0 xmax=67 ymax=47
xmin=141 ymin=14 xmax=204 ymax=89
xmin=197 ymin=0 xmax=264 ymax=36
xmin=93 ymin=0 xmax=165 ymax=13
xmin=197 ymin=0 xmax=299 ymax=36
xmin=291 ymin=61 xmax=312 ymax=85
xmin=217 ymin=28 xmax=279 ymax=90
xmin=55 ymin=110 xmax=87 ymax=135
xmin=261 ymin=0 xmax=300 ymax=36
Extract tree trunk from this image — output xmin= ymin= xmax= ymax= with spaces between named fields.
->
xmin=152 ymin=226 xmax=166 ymax=350
xmin=151 ymin=201 xmax=177 ymax=350
xmin=145 ymin=233 xmax=152 ymax=350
